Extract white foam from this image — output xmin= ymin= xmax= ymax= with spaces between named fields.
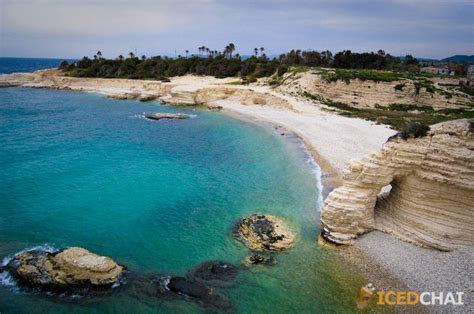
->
xmin=0 ymin=271 xmax=15 ymax=287
xmin=299 ymin=142 xmax=324 ymax=212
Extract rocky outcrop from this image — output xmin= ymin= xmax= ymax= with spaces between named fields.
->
xmin=320 ymin=119 xmax=473 ymax=251
xmin=234 ymin=214 xmax=295 ymax=251
xmin=144 ymin=113 xmax=189 ymax=120
xmin=5 ymin=246 xmax=123 ymax=291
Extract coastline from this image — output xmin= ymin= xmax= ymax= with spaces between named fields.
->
xmin=2 ymin=70 xmax=471 ymax=311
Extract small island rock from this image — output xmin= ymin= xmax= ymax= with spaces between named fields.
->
xmin=235 ymin=214 xmax=295 ymax=251
xmin=6 ymin=247 xmax=123 ymax=291
xmin=145 ymin=113 xmax=190 ymax=120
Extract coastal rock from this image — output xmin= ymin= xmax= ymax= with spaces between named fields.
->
xmin=320 ymin=119 xmax=474 ymax=251
xmin=144 ymin=113 xmax=189 ymax=120
xmin=138 ymin=94 xmax=158 ymax=102
xmin=235 ymin=214 xmax=295 ymax=251
xmin=6 ymin=246 xmax=123 ymax=290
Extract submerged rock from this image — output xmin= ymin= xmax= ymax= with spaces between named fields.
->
xmin=129 ymin=273 xmax=231 ymax=309
xmin=187 ymin=261 xmax=238 ymax=285
xmin=144 ymin=113 xmax=190 ymax=121
xmin=234 ymin=214 xmax=295 ymax=251
xmin=5 ymin=246 xmax=123 ymax=293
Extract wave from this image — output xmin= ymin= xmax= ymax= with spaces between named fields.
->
xmin=299 ymin=142 xmax=324 ymax=212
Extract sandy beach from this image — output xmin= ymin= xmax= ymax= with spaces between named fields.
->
xmin=1 ymin=71 xmax=471 ymax=311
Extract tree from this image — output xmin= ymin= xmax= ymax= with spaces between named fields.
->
xmin=377 ymin=49 xmax=386 ymax=56
xmin=97 ymin=51 xmax=102 ymax=59
xmin=260 ymin=47 xmax=265 ymax=56
xmin=185 ymin=50 xmax=189 ymax=58
xmin=58 ymin=60 xmax=69 ymax=70
xmin=254 ymin=48 xmax=258 ymax=57
xmin=403 ymin=54 xmax=418 ymax=65
xmin=129 ymin=52 xmax=135 ymax=59
xmin=141 ymin=55 xmax=146 ymax=60
xmin=118 ymin=55 xmax=124 ymax=61
xmin=228 ymin=43 xmax=235 ymax=58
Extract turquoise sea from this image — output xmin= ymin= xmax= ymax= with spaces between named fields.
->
xmin=0 ymin=60 xmax=367 ymax=313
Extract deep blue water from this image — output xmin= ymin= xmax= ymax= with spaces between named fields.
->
xmin=0 ymin=80 xmax=366 ymax=312
xmin=0 ymin=57 xmax=74 ymax=74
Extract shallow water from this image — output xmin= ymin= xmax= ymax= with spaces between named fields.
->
xmin=0 ymin=88 xmax=366 ymax=313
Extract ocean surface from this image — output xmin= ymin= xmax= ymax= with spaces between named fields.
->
xmin=0 ymin=60 xmax=367 ymax=313
xmin=0 ymin=57 xmax=74 ymax=74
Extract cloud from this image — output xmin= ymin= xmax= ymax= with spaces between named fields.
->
xmin=1 ymin=0 xmax=472 ymax=58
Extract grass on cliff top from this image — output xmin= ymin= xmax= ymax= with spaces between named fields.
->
xmin=312 ymin=67 xmax=462 ymax=83
xmin=301 ymin=91 xmax=474 ymax=130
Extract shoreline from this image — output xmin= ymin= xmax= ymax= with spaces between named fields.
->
xmin=2 ymin=71 xmax=470 ymax=310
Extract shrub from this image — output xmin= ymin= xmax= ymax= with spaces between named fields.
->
xmin=277 ymin=64 xmax=288 ymax=76
xmin=394 ymin=83 xmax=405 ymax=91
xmin=58 ymin=60 xmax=69 ymax=70
xmin=398 ymin=122 xmax=430 ymax=140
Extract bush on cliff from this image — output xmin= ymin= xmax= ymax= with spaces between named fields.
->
xmin=398 ymin=122 xmax=430 ymax=140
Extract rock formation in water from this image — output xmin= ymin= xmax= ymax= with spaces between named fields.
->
xmin=144 ymin=113 xmax=190 ymax=120
xmin=320 ymin=119 xmax=473 ymax=251
xmin=235 ymin=214 xmax=295 ymax=251
xmin=5 ymin=246 xmax=123 ymax=291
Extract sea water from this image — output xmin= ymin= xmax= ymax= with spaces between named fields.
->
xmin=0 ymin=85 xmax=367 ymax=313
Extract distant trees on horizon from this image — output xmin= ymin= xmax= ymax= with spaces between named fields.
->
xmin=62 ymin=44 xmax=429 ymax=81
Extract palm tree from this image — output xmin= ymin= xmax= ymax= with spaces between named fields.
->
xmin=254 ymin=48 xmax=258 ymax=57
xmin=118 ymin=55 xmax=124 ymax=61
xmin=93 ymin=55 xmax=98 ymax=60
xmin=185 ymin=50 xmax=189 ymax=58
xmin=260 ymin=47 xmax=265 ymax=56
xmin=206 ymin=47 xmax=210 ymax=57
xmin=128 ymin=52 xmax=135 ymax=59
xmin=228 ymin=43 xmax=235 ymax=58
xmin=224 ymin=45 xmax=230 ymax=58
xmin=97 ymin=51 xmax=102 ymax=59
xmin=141 ymin=55 xmax=146 ymax=60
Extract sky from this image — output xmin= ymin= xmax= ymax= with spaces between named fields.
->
xmin=0 ymin=0 xmax=473 ymax=59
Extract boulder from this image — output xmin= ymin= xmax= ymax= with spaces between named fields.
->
xmin=234 ymin=214 xmax=295 ymax=251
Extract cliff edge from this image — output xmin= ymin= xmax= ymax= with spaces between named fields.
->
xmin=321 ymin=119 xmax=473 ymax=251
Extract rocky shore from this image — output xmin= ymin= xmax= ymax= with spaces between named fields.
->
xmin=1 ymin=69 xmax=472 ymax=310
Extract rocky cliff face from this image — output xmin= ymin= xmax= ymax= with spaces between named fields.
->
xmin=274 ymin=72 xmax=472 ymax=110
xmin=320 ymin=119 xmax=473 ymax=251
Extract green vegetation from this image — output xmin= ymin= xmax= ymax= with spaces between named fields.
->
xmin=398 ymin=122 xmax=430 ymax=140
xmin=61 ymin=46 xmax=433 ymax=81
xmin=458 ymin=85 xmax=474 ymax=96
xmin=301 ymin=91 xmax=474 ymax=130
